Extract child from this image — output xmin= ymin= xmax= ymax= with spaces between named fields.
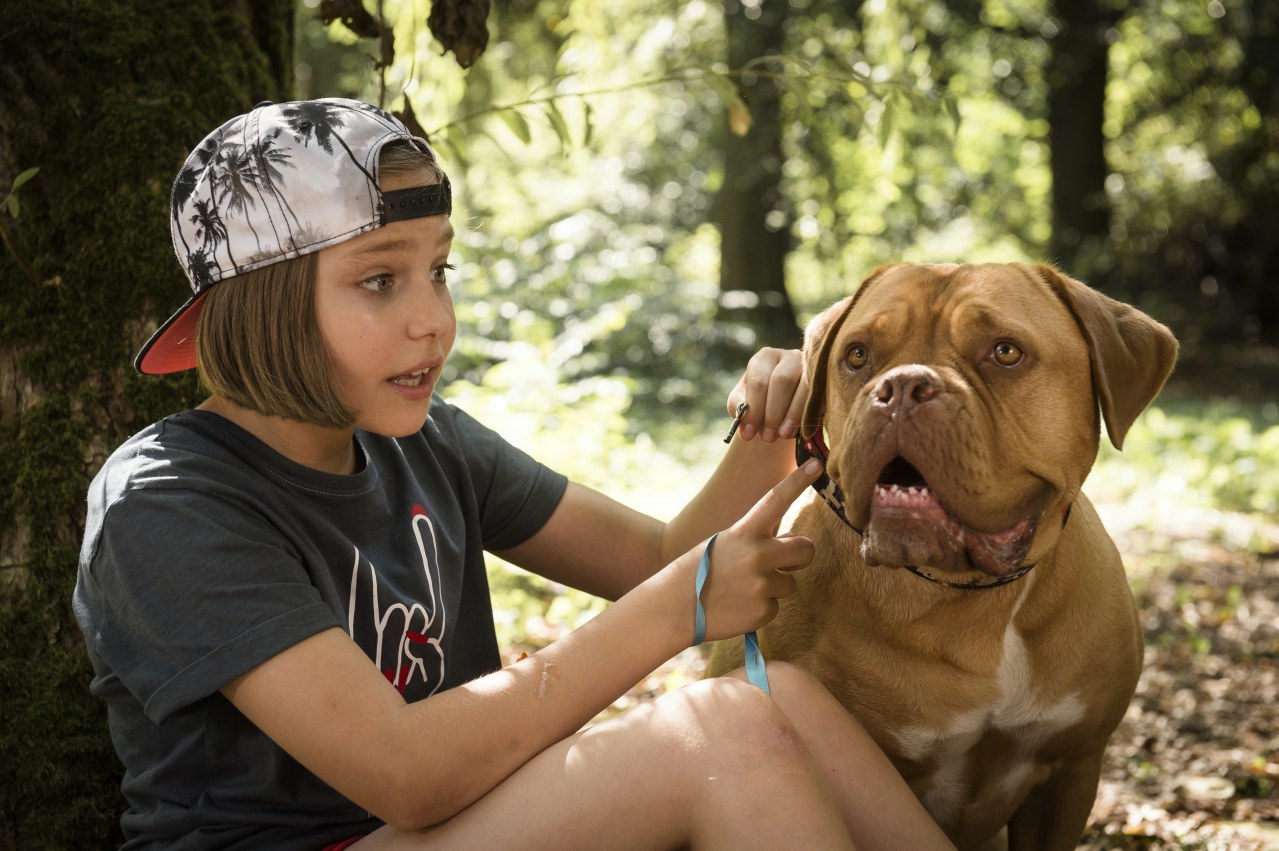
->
xmin=74 ymin=98 xmax=952 ymax=850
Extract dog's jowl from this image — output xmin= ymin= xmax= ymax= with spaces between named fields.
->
xmin=708 ymin=262 xmax=1178 ymax=851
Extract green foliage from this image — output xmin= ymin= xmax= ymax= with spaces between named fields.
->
xmin=298 ymin=0 xmax=1276 ymax=351
xmin=2 ymin=167 xmax=38 ymax=218
xmin=1105 ymin=0 xmax=1279 ymax=343
xmin=446 ymin=362 xmax=730 ymax=657
xmin=300 ymin=0 xmax=962 ymax=410
xmin=1092 ymin=400 xmax=1279 ymax=517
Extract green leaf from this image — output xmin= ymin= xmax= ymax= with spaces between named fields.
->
xmin=877 ymin=99 xmax=896 ymax=149
xmin=943 ymin=96 xmax=962 ymax=134
xmin=475 ymin=126 xmax=519 ymax=168
xmin=436 ymin=132 xmax=469 ymax=170
xmin=12 ymin=167 xmax=39 ymax=190
xmin=554 ymin=28 xmax=577 ymax=68
xmin=582 ymin=101 xmax=594 ymax=148
xmin=776 ymin=74 xmax=815 ymax=123
xmin=701 ymin=67 xmax=748 ymax=116
xmin=497 ymin=108 xmax=532 ymax=145
xmin=5 ymin=195 xmax=17 ymax=218
xmin=545 ymin=99 xmax=572 ymax=149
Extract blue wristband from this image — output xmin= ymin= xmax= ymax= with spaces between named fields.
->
xmin=693 ymin=533 xmax=771 ymax=693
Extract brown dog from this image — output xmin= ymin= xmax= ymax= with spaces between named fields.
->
xmin=708 ymin=263 xmax=1178 ymax=850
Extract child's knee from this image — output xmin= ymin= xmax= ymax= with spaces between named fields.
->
xmin=677 ymin=677 xmax=806 ymax=761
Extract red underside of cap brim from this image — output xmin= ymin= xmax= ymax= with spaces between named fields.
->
xmin=134 ymin=292 xmax=206 ymax=375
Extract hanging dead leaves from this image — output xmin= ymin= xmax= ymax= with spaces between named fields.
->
xmin=319 ymin=0 xmax=394 ymax=71
xmin=318 ymin=0 xmax=491 ymax=71
xmin=428 ymin=0 xmax=490 ymax=69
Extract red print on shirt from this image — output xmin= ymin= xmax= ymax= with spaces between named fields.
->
xmin=346 ymin=504 xmax=446 ymax=696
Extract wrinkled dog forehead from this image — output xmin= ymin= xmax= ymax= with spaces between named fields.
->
xmin=803 ymin=261 xmax=1179 ymax=451
xmin=851 ymin=263 xmax=1057 ymax=317
xmin=839 ymin=264 xmax=1092 ymax=355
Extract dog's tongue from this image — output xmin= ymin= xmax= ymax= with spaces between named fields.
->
xmin=869 ymin=484 xmax=1032 ymax=577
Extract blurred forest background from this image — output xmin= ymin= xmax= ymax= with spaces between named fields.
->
xmin=1 ymin=0 xmax=1277 ymax=847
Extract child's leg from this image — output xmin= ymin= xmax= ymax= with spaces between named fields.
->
xmin=742 ymin=662 xmax=956 ymax=850
xmin=351 ymin=676 xmax=855 ymax=850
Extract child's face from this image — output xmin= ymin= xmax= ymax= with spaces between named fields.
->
xmin=314 ymin=171 xmax=456 ymax=437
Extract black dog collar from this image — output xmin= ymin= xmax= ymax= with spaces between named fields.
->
xmin=795 ymin=430 xmax=863 ymax=535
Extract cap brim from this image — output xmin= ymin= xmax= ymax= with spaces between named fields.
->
xmin=134 ymin=291 xmax=207 ymax=375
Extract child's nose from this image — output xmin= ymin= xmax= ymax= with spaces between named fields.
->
xmin=406 ymin=280 xmax=453 ymax=338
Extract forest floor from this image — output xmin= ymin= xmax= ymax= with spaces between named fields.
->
xmin=1077 ymin=364 xmax=1279 ymax=849
xmin=588 ymin=495 xmax=1279 ymax=849
xmin=1076 ymin=500 xmax=1279 ymax=849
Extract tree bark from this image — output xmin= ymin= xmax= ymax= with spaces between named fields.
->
xmin=0 ymin=1 xmax=293 ymax=844
xmin=716 ymin=0 xmax=801 ymax=348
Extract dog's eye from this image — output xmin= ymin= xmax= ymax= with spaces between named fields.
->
xmin=992 ymin=341 xmax=1024 ymax=367
xmin=846 ymin=344 xmax=870 ymax=369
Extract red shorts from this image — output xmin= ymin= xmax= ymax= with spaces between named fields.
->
xmin=321 ymin=837 xmax=366 ymax=851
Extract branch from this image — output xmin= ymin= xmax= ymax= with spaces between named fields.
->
xmin=428 ymin=59 xmax=886 ymax=136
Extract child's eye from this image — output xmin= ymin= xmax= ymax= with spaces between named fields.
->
xmin=358 ymin=273 xmax=394 ymax=294
xmin=432 ymin=263 xmax=457 ymax=286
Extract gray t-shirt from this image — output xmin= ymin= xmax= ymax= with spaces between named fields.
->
xmin=74 ymin=397 xmax=568 ymax=850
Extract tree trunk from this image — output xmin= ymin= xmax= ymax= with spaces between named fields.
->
xmin=1233 ymin=0 xmax=1279 ymax=344
xmin=0 ymin=1 xmax=293 ymax=844
xmin=1046 ymin=0 xmax=1120 ymax=284
xmin=716 ymin=0 xmax=801 ymax=348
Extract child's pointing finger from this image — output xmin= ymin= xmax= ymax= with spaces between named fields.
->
xmin=738 ymin=458 xmax=823 ymax=536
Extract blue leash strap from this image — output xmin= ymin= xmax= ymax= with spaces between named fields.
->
xmin=743 ymin=631 xmax=769 ymax=693
xmin=693 ymin=533 xmax=771 ymax=694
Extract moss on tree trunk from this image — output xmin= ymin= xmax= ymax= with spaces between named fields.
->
xmin=0 ymin=1 xmax=293 ymax=844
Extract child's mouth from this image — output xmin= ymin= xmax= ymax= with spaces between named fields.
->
xmin=390 ymin=368 xmax=431 ymax=387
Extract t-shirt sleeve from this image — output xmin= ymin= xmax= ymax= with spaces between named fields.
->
xmin=80 ymin=487 xmax=341 ymax=724
xmin=432 ymin=400 xmax=568 ymax=551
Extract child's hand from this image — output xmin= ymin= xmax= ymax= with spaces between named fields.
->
xmin=726 ymin=347 xmax=808 ymax=443
xmin=696 ymin=459 xmax=821 ymax=642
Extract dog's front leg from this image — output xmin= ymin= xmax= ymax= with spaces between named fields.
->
xmin=1005 ymin=750 xmax=1105 ymax=851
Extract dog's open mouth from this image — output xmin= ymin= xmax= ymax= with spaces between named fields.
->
xmin=863 ymin=457 xmax=1036 ymax=577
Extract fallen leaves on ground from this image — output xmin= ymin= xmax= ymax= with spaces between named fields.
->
xmin=1078 ymin=502 xmax=1279 ymax=849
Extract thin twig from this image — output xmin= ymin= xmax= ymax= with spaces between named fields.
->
xmin=429 ymin=62 xmax=880 ymax=135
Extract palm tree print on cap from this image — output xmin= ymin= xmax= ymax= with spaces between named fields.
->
xmin=167 ymin=98 xmax=429 ymax=294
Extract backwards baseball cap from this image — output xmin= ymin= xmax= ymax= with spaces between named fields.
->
xmin=135 ymin=97 xmax=452 ymax=375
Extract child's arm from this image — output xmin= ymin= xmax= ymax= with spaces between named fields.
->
xmin=501 ymin=346 xmax=809 ymax=600
xmin=223 ymin=461 xmax=820 ymax=832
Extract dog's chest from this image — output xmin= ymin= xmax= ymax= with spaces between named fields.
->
xmin=887 ymin=624 xmax=1086 ymax=825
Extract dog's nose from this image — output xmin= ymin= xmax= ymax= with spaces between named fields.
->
xmin=874 ymin=365 xmax=943 ymax=408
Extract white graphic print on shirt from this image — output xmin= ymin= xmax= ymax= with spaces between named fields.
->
xmin=346 ymin=504 xmax=446 ymax=696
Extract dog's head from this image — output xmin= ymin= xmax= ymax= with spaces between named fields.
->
xmin=801 ymin=262 xmax=1178 ymax=580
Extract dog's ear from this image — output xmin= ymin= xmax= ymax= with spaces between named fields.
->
xmin=1030 ymin=264 xmax=1179 ymax=450
xmin=800 ymin=264 xmax=900 ymax=438
xmin=801 ymin=298 xmax=853 ymax=438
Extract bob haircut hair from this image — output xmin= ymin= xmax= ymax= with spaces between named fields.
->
xmin=195 ymin=141 xmax=447 ymax=428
